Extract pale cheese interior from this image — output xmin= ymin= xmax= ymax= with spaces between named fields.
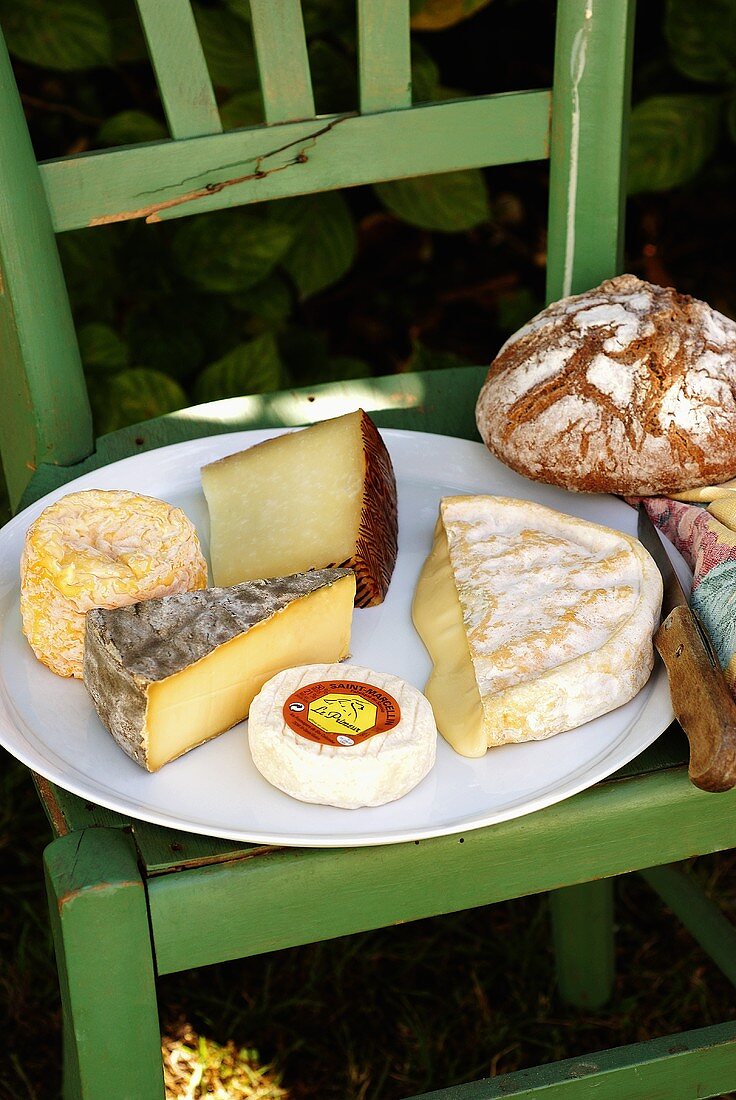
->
xmin=144 ymin=574 xmax=355 ymax=770
xmin=412 ymin=519 xmax=487 ymax=757
xmin=202 ymin=413 xmax=365 ymax=587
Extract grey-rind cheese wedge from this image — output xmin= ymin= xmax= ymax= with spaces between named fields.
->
xmin=412 ymin=496 xmax=663 ymax=757
xmin=83 ymin=568 xmax=356 ymax=771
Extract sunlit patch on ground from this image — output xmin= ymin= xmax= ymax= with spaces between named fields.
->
xmin=163 ymin=1019 xmax=287 ymax=1100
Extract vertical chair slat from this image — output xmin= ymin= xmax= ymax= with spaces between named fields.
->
xmin=546 ymin=0 xmax=636 ymax=301
xmin=249 ymin=0 xmax=315 ymax=124
xmin=0 ymin=31 xmax=93 ymax=511
xmin=135 ymin=0 xmax=222 ymax=139
xmin=357 ymin=0 xmax=411 ymax=114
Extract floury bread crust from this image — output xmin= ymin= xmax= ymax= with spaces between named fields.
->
xmin=475 ymin=275 xmax=736 ymax=495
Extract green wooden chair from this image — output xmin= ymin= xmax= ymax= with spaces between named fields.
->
xmin=3 ymin=2 xmax=736 ymax=1097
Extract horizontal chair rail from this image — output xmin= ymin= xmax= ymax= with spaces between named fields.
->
xmin=39 ymin=91 xmax=551 ymax=231
xmin=410 ymin=1020 xmax=736 ymax=1099
xmin=148 ymin=767 xmax=736 ymax=975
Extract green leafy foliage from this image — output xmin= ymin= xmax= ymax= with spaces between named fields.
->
xmin=2 ymin=0 xmax=734 ymax=444
xmin=627 ymin=94 xmax=721 ymax=194
xmin=57 ymin=228 xmax=123 ymax=316
xmin=320 ymin=356 xmax=373 ymax=382
xmin=98 ymin=111 xmax=167 ymax=146
xmin=729 ymin=94 xmax=736 ymax=142
xmin=126 ymin=298 xmax=208 ymax=383
xmin=0 ymin=0 xmax=112 ymax=70
xmin=375 ymin=171 xmax=491 ymax=232
xmin=104 ymin=0 xmax=147 ymax=63
xmin=173 ymin=211 xmax=295 ymax=294
xmin=230 ymin=275 xmax=294 ymax=324
xmin=77 ymin=322 xmax=128 ymax=374
xmin=665 ymin=0 xmax=736 ymax=84
xmin=495 ymin=288 xmax=543 ymax=336
xmin=193 ymin=334 xmax=284 ymax=403
xmin=90 ymin=368 xmax=187 ymax=434
xmin=219 ymin=91 xmax=264 ymax=130
xmin=192 ymin=2 xmax=259 ymax=91
xmin=411 ymin=48 xmax=441 ymax=103
xmin=406 ymin=340 xmax=471 ymax=372
xmin=273 ymin=193 xmax=357 ymax=300
xmin=307 ymin=39 xmax=358 ymax=114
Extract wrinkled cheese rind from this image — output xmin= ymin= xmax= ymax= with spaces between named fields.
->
xmin=20 ymin=489 xmax=207 ymax=678
xmin=248 ymin=663 xmax=437 ymax=808
xmin=201 ymin=410 xmax=398 ymax=607
xmin=84 ymin=568 xmax=355 ymax=771
xmin=413 ymin=496 xmax=662 ymax=754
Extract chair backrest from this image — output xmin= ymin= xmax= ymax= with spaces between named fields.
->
xmin=0 ymin=0 xmax=635 ymax=510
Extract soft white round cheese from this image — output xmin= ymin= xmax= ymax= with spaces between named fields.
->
xmin=248 ymin=663 xmax=437 ymax=808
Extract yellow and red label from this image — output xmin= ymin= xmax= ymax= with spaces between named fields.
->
xmin=283 ymin=679 xmax=401 ymax=746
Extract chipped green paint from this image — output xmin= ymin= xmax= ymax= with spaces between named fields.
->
xmin=0 ymin=31 xmax=92 ymax=510
xmin=135 ymin=0 xmax=222 ymax=139
xmin=409 ymin=1021 xmax=736 ymax=1098
xmin=44 ymin=829 xmax=164 ymax=1098
xmin=358 ymin=0 xmax=412 ymax=113
xmin=546 ymin=0 xmax=636 ymax=301
xmin=250 ymin=0 xmax=315 ymax=123
xmin=39 ymin=93 xmax=551 ymax=230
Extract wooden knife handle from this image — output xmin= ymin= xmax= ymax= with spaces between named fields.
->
xmin=655 ymin=605 xmax=736 ymax=793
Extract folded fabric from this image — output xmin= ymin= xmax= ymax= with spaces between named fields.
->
xmin=640 ymin=495 xmax=736 ymax=697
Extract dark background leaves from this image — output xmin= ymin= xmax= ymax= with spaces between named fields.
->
xmin=2 ymin=0 xmax=736 ymax=437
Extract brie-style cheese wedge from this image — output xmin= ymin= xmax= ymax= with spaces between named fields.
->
xmin=248 ymin=663 xmax=437 ymax=808
xmin=412 ymin=496 xmax=662 ymax=757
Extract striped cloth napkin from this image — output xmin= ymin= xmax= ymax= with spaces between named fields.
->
xmin=639 ymin=489 xmax=736 ymax=697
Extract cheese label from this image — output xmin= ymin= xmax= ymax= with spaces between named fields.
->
xmin=283 ymin=680 xmax=401 ymax=746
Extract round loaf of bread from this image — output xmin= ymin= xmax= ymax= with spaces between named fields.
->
xmin=475 ymin=274 xmax=736 ymax=495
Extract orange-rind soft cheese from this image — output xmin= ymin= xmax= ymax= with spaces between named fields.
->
xmin=20 ymin=489 xmax=208 ymax=678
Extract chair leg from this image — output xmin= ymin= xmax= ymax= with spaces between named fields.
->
xmin=44 ymin=827 xmax=164 ymax=1100
xmin=549 ymin=879 xmax=615 ymax=1008
xmin=639 ymin=864 xmax=736 ymax=989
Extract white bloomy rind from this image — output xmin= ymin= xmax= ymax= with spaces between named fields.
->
xmin=248 ymin=663 xmax=437 ymax=809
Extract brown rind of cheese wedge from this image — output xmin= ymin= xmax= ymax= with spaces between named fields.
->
xmin=341 ymin=411 xmax=398 ymax=608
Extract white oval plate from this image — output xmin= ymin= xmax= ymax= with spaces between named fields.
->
xmin=0 ymin=429 xmax=680 ymax=847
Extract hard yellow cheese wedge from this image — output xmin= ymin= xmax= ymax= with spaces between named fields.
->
xmin=83 ymin=568 xmax=356 ymax=771
xmin=413 ymin=496 xmax=662 ymax=756
xmin=201 ymin=410 xmax=398 ymax=607
xmin=21 ymin=489 xmax=207 ymax=678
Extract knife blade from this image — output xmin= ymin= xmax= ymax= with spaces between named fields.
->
xmin=637 ymin=502 xmax=736 ymax=792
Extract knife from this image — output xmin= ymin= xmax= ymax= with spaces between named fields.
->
xmin=637 ymin=502 xmax=736 ymax=792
